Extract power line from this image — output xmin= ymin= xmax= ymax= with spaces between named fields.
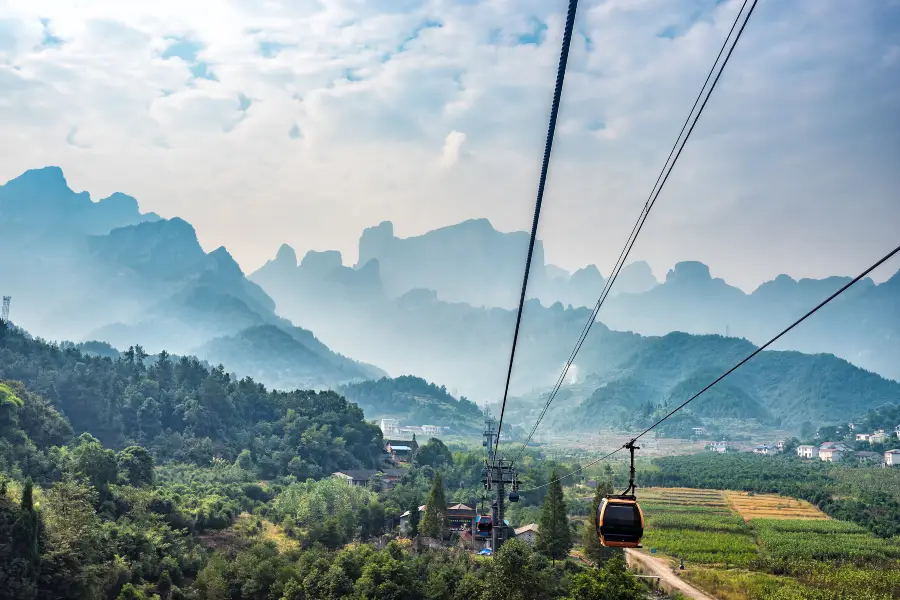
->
xmin=494 ymin=0 xmax=580 ymax=455
xmin=519 ymin=241 xmax=900 ymax=493
xmin=510 ymin=0 xmax=759 ymax=465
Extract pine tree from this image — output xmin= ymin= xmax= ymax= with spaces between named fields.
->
xmin=13 ymin=477 xmax=42 ymax=594
xmin=407 ymin=496 xmax=421 ymax=537
xmin=582 ymin=479 xmax=618 ymax=565
xmin=421 ymin=473 xmax=447 ymax=539
xmin=535 ymin=469 xmax=572 ymax=561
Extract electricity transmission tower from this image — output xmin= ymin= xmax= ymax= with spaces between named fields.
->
xmin=1 ymin=296 xmax=10 ymax=323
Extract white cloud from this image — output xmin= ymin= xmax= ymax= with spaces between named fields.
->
xmin=0 ymin=0 xmax=897 ymax=289
xmin=439 ymin=130 xmax=466 ymax=168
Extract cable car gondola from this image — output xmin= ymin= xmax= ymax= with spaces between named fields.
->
xmin=597 ymin=441 xmax=645 ymax=548
xmin=597 ymin=495 xmax=644 ymax=548
xmin=475 ymin=514 xmax=493 ymax=535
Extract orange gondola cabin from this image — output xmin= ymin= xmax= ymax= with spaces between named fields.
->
xmin=596 ymin=496 xmax=644 ymax=548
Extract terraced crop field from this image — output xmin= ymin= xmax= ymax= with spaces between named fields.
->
xmin=640 ymin=487 xmax=759 ymax=567
xmin=633 ymin=487 xmax=900 ymax=599
xmin=725 ymin=490 xmax=829 ymax=521
xmin=754 ymin=518 xmax=900 ymax=563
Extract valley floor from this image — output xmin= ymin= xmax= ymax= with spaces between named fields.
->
xmin=634 ymin=487 xmax=900 ymax=600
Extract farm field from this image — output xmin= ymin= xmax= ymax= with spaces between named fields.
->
xmin=725 ymin=490 xmax=828 ymax=521
xmin=634 ymin=487 xmax=900 ymax=599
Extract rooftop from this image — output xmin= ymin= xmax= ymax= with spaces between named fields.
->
xmin=333 ymin=469 xmax=378 ymax=480
xmin=515 ymin=524 xmax=539 ymax=535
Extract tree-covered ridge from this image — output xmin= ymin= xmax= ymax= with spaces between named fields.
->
xmin=339 ymin=375 xmax=483 ymax=430
xmin=540 ymin=331 xmax=900 ymax=433
xmin=0 ymin=322 xmax=384 ymax=476
xmin=195 ymin=324 xmax=383 ymax=392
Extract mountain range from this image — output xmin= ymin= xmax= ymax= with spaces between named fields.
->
xmin=3 ymin=166 xmax=899 ymax=432
xmin=0 ymin=167 xmax=380 ymax=390
xmin=253 ymin=217 xmax=900 ymax=384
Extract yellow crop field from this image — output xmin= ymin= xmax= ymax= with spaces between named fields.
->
xmin=724 ymin=490 xmax=829 ymax=521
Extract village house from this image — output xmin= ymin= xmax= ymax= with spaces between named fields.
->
xmin=752 ymin=445 xmax=775 ymax=455
xmin=817 ymin=442 xmax=850 ymax=463
xmin=421 ymin=424 xmax=443 ymax=436
xmin=856 ymin=433 xmax=872 ymax=442
xmin=692 ymin=427 xmax=707 ymax=437
xmin=399 ymin=505 xmax=427 ymax=534
xmin=869 ymin=431 xmax=889 ymax=444
xmin=379 ymin=418 xmax=400 ymax=438
xmin=797 ymin=445 xmax=818 ymax=459
xmin=514 ymin=524 xmax=539 ymax=546
xmin=776 ymin=440 xmax=785 ymax=451
xmin=818 ymin=447 xmax=843 ymax=462
xmin=895 ymin=424 xmax=900 ymax=439
xmin=332 ymin=470 xmax=378 ymax=487
xmin=398 ymin=503 xmax=477 ymax=535
xmin=380 ymin=468 xmax=408 ymax=488
xmin=886 ymin=449 xmax=900 ymax=467
xmin=385 ymin=439 xmax=417 ymax=463
xmin=853 ymin=451 xmax=883 ymax=464
xmin=708 ymin=441 xmax=728 ymax=454
xmin=446 ymin=503 xmax=476 ymax=531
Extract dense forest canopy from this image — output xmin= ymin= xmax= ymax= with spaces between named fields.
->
xmin=0 ymin=322 xmax=383 ymax=477
xmin=338 ymin=375 xmax=483 ymax=431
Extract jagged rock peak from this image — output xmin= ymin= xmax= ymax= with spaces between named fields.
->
xmin=209 ymin=246 xmax=244 ymax=275
xmin=98 ymin=191 xmax=139 ymax=211
xmin=666 ymin=261 xmax=711 ymax=283
xmin=275 ymin=243 xmax=298 ymax=266
xmin=4 ymin=165 xmax=69 ymax=189
xmin=300 ymin=249 xmax=343 ymax=271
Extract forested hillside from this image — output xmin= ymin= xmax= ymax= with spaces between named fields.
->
xmin=541 ymin=332 xmax=900 ymax=432
xmin=338 ymin=375 xmax=483 ymax=431
xmin=0 ymin=322 xmax=383 ymax=477
xmin=0 ymin=314 xmax=644 ymax=599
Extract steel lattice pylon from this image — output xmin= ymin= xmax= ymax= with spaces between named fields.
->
xmin=1 ymin=296 xmax=10 ymax=323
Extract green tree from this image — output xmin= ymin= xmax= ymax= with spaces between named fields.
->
xmin=407 ymin=497 xmax=420 ymax=538
xmin=157 ymin=570 xmax=173 ymax=600
xmin=414 ymin=438 xmax=453 ymax=468
xmin=235 ymin=449 xmax=253 ymax=471
xmin=483 ymin=538 xmax=554 ymax=600
xmin=70 ymin=433 xmax=118 ymax=491
xmin=117 ymin=446 xmax=154 ymax=486
xmin=564 ymin=555 xmax=644 ymax=600
xmin=8 ymin=478 xmax=42 ymax=600
xmin=582 ymin=479 xmax=618 ymax=565
xmin=535 ymin=470 xmax=572 ymax=561
xmin=421 ymin=473 xmax=447 ymax=539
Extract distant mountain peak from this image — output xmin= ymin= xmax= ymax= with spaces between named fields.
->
xmin=456 ymin=217 xmax=495 ymax=231
xmin=209 ymin=246 xmax=244 ymax=276
xmin=275 ymin=243 xmax=298 ymax=266
xmin=301 ymin=249 xmax=343 ymax=272
xmin=98 ymin=191 xmax=138 ymax=210
xmin=5 ymin=165 xmax=69 ymax=189
xmin=0 ymin=165 xmax=89 ymax=209
xmin=666 ymin=261 xmax=711 ymax=284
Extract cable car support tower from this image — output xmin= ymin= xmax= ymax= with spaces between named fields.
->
xmin=481 ymin=411 xmax=519 ymax=552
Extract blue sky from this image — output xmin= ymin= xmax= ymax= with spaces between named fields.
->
xmin=0 ymin=0 xmax=898 ymax=290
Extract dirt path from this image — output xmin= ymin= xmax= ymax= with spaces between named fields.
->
xmin=625 ymin=549 xmax=718 ymax=600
